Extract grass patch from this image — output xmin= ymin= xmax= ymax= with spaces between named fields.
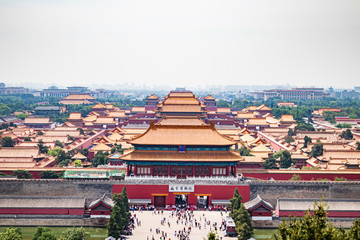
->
xmin=0 ymin=227 xmax=107 ymax=240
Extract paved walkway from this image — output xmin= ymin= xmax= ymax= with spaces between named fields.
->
xmin=127 ymin=210 xmax=235 ymax=240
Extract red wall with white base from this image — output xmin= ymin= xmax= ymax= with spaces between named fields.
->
xmin=113 ymin=184 xmax=250 ymax=207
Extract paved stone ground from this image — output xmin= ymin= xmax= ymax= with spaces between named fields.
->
xmin=127 ymin=210 xmax=235 ymax=240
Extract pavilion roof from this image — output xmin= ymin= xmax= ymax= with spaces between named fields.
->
xmin=108 ymin=111 xmax=126 ymax=118
xmin=246 ymin=118 xmax=269 ymax=126
xmin=72 ymin=152 xmax=87 ymax=160
xmin=107 ymin=133 xmax=123 ymax=141
xmin=146 ymin=94 xmax=160 ymax=100
xmin=163 ymin=97 xmax=200 ymax=105
xmin=159 ymin=105 xmax=204 ymax=113
xmin=91 ymin=103 xmax=106 ymax=109
xmin=240 ymin=133 xmax=256 ymax=143
xmin=217 ymin=108 xmax=231 ymax=113
xmin=256 ymin=104 xmax=271 ymax=111
xmin=238 ymin=128 xmax=251 ymax=135
xmin=251 ymin=144 xmax=272 ymax=153
xmin=132 ymin=107 xmax=146 ymax=112
xmin=94 ymin=117 xmax=116 ymax=124
xmin=62 ymin=94 xmax=95 ymax=100
xmin=281 ymin=114 xmax=296 ymax=122
xmin=83 ymin=115 xmax=97 ymax=122
xmin=168 ymin=91 xmax=195 ymax=98
xmin=157 ymin=116 xmax=207 ymax=126
xmin=91 ymin=143 xmax=112 ymax=152
xmin=89 ymin=194 xmax=114 ymax=209
xmin=204 ymin=94 xmax=215 ymax=100
xmin=121 ymin=150 xmax=242 ymax=162
xmin=59 ymin=99 xmax=93 ymax=105
xmin=108 ymin=152 xmax=122 ymax=159
xmin=24 ymin=117 xmax=51 ymax=124
xmin=129 ymin=123 xmax=236 ymax=146
xmin=245 ymin=194 xmax=274 ymax=211
xmin=105 ymin=104 xmax=114 ymax=109
xmin=236 ymin=112 xmax=256 ymax=119
xmin=111 ymin=127 xmax=125 ymax=134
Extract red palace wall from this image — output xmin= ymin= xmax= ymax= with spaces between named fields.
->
xmin=0 ymin=208 xmax=84 ymax=215
xmin=242 ymin=171 xmax=360 ymax=181
xmin=113 ymin=184 xmax=250 ymax=207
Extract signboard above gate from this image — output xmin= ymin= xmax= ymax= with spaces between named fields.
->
xmin=169 ymin=184 xmax=194 ymax=192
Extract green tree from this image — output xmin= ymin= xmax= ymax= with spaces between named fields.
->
xmin=67 ymin=135 xmax=74 ymax=141
xmin=336 ymin=123 xmax=352 ymax=129
xmin=1 ymin=136 xmax=15 ymax=147
xmin=92 ymin=151 xmax=109 ymax=167
xmin=77 ymin=128 xmax=84 ymax=135
xmin=340 ymin=129 xmax=353 ymax=140
xmin=12 ymin=170 xmax=32 ymax=179
xmin=279 ymin=150 xmax=293 ymax=168
xmin=33 ymin=226 xmax=56 ymax=240
xmin=111 ymin=144 xmax=123 ymax=154
xmin=48 ymin=147 xmax=63 ymax=157
xmin=263 ymin=156 xmax=279 ymax=169
xmin=37 ymin=131 xmax=44 ymax=136
xmin=108 ymin=189 xmax=131 ymax=238
xmin=238 ymin=145 xmax=252 ymax=156
xmin=303 ymin=136 xmax=312 ymax=149
xmin=59 ymin=227 xmax=84 ymax=240
xmin=0 ymin=227 xmax=22 ymax=240
xmin=39 ymin=171 xmax=60 ymax=179
xmin=205 ymin=231 xmax=219 ymax=240
xmin=324 ymin=114 xmax=336 ymax=124
xmin=37 ymin=140 xmax=49 ymax=154
xmin=348 ymin=218 xmax=360 ymax=240
xmin=54 ymin=140 xmax=64 ymax=148
xmin=310 ymin=143 xmax=323 ymax=158
xmin=15 ymin=113 xmax=28 ymax=120
xmin=74 ymin=160 xmax=82 ymax=167
xmin=108 ymin=204 xmax=122 ymax=239
xmin=273 ymin=199 xmax=348 ymax=240
xmin=229 ymin=188 xmax=253 ymax=240
xmin=24 ymin=137 xmax=31 ymax=142
xmin=284 ymin=135 xmax=295 ymax=144
xmin=356 ymin=142 xmax=360 ymax=151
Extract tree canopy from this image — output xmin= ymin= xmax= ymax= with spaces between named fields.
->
xmin=273 ymin=199 xmax=360 ymax=240
xmin=229 ymin=188 xmax=253 ymax=240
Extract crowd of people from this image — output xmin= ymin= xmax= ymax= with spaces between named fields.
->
xmin=132 ymin=208 xmax=228 ymax=240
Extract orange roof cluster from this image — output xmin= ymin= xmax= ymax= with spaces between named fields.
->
xmin=62 ymin=94 xmax=95 ymax=100
xmin=204 ymin=95 xmax=215 ymax=100
xmin=146 ymin=94 xmax=160 ymax=100
xmin=157 ymin=116 xmax=207 ymax=126
xmin=129 ymin=122 xmax=235 ymax=146
xmin=121 ymin=150 xmax=242 ymax=162
xmin=24 ymin=117 xmax=52 ymax=124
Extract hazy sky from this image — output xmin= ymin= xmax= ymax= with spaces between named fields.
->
xmin=0 ymin=0 xmax=359 ymax=89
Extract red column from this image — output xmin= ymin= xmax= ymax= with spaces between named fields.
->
xmin=226 ymin=166 xmax=229 ymax=176
xmin=134 ymin=165 xmax=137 ymax=175
xmin=210 ymin=166 xmax=213 ymax=177
xmin=127 ymin=164 xmax=130 ymax=176
xmin=168 ymin=166 xmax=171 ymax=176
xmin=151 ymin=166 xmax=154 ymax=176
xmin=192 ymin=166 xmax=195 ymax=177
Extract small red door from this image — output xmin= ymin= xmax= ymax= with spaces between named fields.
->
xmin=154 ymin=196 xmax=166 ymax=208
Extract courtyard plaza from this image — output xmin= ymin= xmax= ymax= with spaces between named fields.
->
xmin=127 ymin=210 xmax=235 ymax=240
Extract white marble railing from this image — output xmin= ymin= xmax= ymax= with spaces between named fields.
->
xmin=125 ymin=175 xmax=177 ymax=181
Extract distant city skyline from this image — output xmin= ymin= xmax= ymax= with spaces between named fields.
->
xmin=1 ymin=0 xmax=359 ymax=89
